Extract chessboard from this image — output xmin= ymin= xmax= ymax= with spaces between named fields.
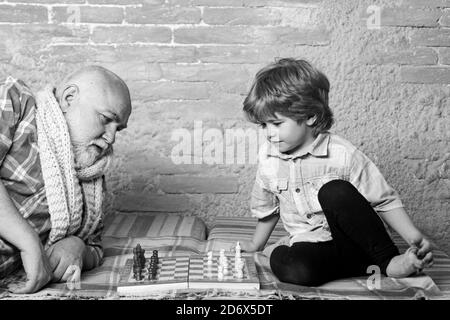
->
xmin=188 ymin=253 xmax=260 ymax=290
xmin=117 ymin=246 xmax=189 ymax=295
xmin=117 ymin=243 xmax=260 ymax=295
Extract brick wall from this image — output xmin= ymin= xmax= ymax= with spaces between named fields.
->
xmin=0 ymin=0 xmax=449 ymax=254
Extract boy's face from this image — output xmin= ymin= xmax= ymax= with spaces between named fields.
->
xmin=261 ymin=113 xmax=315 ymax=154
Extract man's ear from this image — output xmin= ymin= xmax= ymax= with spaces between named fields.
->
xmin=60 ymin=85 xmax=79 ymax=113
xmin=306 ymin=115 xmax=317 ymax=126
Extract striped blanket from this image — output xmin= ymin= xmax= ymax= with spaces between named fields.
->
xmin=0 ymin=214 xmax=449 ymax=300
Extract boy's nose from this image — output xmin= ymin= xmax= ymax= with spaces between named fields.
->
xmin=266 ymin=125 xmax=278 ymax=140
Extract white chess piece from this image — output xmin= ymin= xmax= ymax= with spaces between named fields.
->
xmin=207 ymin=251 xmax=213 ymax=265
xmin=235 ymin=241 xmax=242 ymax=262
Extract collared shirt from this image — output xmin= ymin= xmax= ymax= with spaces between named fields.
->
xmin=251 ymin=132 xmax=404 ymax=245
xmin=0 ymin=77 xmax=103 ymax=277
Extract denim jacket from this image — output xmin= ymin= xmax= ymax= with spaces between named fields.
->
xmin=251 ymin=132 xmax=404 ymax=245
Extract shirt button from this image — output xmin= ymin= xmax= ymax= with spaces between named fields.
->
xmin=295 ymin=188 xmax=301 ymax=193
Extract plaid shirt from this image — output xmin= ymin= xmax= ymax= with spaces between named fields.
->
xmin=251 ymin=132 xmax=404 ymax=245
xmin=0 ymin=77 xmax=103 ymax=277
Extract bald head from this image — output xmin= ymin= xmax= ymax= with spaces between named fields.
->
xmin=56 ymin=65 xmax=131 ymax=110
xmin=56 ymin=66 xmax=132 ymax=164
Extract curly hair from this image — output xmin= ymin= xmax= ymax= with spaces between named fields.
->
xmin=243 ymin=58 xmax=334 ymax=135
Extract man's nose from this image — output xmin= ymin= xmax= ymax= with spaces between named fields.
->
xmin=103 ymin=126 xmax=117 ymax=145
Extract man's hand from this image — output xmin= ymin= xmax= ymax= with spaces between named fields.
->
xmin=7 ymin=241 xmax=53 ymax=294
xmin=46 ymin=236 xmax=86 ymax=282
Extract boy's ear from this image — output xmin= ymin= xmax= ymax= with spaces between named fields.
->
xmin=60 ymin=85 xmax=79 ymax=113
xmin=306 ymin=115 xmax=317 ymax=126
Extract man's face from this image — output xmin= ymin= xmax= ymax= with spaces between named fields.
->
xmin=64 ymin=89 xmax=131 ymax=169
xmin=261 ymin=113 xmax=313 ymax=154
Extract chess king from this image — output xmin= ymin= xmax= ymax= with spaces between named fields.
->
xmin=0 ymin=66 xmax=132 ymax=293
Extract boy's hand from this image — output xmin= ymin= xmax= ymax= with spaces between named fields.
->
xmin=8 ymin=241 xmax=53 ymax=294
xmin=411 ymin=236 xmax=433 ymax=260
xmin=410 ymin=236 xmax=434 ymax=270
xmin=233 ymin=240 xmax=258 ymax=253
xmin=46 ymin=236 xmax=85 ymax=282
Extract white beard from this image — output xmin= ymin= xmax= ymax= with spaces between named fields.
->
xmin=73 ymin=139 xmax=113 ymax=170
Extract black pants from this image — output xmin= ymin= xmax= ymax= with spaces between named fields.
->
xmin=270 ymin=180 xmax=400 ymax=287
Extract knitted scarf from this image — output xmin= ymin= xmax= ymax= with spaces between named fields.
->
xmin=35 ymin=86 xmax=110 ymax=248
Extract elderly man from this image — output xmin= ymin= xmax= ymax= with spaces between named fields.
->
xmin=0 ymin=66 xmax=132 ymax=293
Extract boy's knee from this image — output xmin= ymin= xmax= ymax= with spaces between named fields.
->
xmin=270 ymin=246 xmax=324 ymax=287
xmin=318 ymin=179 xmax=360 ymax=207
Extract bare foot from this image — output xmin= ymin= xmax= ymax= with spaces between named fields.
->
xmin=386 ymin=246 xmax=424 ymax=278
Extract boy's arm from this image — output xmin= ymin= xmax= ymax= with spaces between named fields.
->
xmin=378 ymin=207 xmax=432 ymax=257
xmin=241 ymin=165 xmax=280 ymax=252
xmin=348 ymin=149 xmax=432 ymax=257
xmin=0 ymin=181 xmax=53 ymax=293
xmin=243 ymin=214 xmax=280 ymax=252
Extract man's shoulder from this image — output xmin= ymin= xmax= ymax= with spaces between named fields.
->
xmin=1 ymin=77 xmax=36 ymax=116
xmin=1 ymin=77 xmax=34 ymax=99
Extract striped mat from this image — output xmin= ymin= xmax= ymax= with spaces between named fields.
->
xmin=208 ymin=216 xmax=289 ymax=244
xmin=207 ymin=216 xmax=450 ymax=299
xmin=103 ymin=213 xmax=207 ymax=240
xmin=1 ymin=235 xmax=447 ymax=300
xmin=1 ymin=214 xmax=449 ymax=300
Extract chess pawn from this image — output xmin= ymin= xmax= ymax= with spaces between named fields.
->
xmin=235 ymin=259 xmax=244 ymax=272
xmin=206 ymin=264 xmax=214 ymax=278
xmin=217 ymin=267 xmax=224 ymax=280
xmin=223 ymin=265 xmax=229 ymax=276
xmin=133 ymin=267 xmax=139 ymax=280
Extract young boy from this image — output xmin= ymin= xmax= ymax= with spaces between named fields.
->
xmin=240 ymin=58 xmax=434 ymax=286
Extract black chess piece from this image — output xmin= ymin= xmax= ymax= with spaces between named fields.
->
xmin=133 ymin=265 xmax=142 ymax=281
xmin=140 ymin=250 xmax=146 ymax=268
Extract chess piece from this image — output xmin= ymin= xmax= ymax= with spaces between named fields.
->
xmin=152 ymin=251 xmax=159 ymax=265
xmin=207 ymin=251 xmax=213 ymax=265
xmin=217 ymin=264 xmax=224 ymax=280
xmin=235 ymin=241 xmax=241 ymax=259
xmin=140 ymin=252 xmax=146 ymax=268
